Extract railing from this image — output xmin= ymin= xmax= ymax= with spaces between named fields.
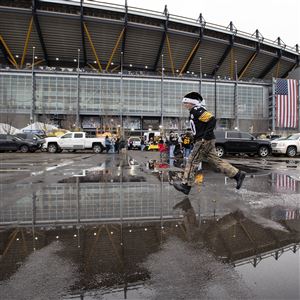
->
xmin=38 ymin=0 xmax=299 ymax=54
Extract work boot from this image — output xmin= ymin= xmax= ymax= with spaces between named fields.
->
xmin=173 ymin=197 xmax=192 ymax=211
xmin=173 ymin=183 xmax=191 ymax=195
xmin=233 ymin=170 xmax=246 ymax=190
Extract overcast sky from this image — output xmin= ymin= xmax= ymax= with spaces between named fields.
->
xmin=110 ymin=0 xmax=300 ymax=48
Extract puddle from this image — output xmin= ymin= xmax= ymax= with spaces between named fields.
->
xmin=0 ymin=204 xmax=299 ymax=299
xmin=1 ymin=156 xmax=300 ymax=299
xmin=58 ymin=161 xmax=145 ymax=183
xmin=58 ymin=171 xmax=146 ymax=183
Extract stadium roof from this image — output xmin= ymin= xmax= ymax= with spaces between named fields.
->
xmin=0 ymin=0 xmax=299 ymax=80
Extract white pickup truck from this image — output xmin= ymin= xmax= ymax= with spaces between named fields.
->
xmin=43 ymin=132 xmax=106 ymax=153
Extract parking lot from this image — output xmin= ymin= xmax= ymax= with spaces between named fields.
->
xmin=0 ymin=151 xmax=299 ymax=299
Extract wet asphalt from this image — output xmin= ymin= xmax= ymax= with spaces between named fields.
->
xmin=0 ymin=150 xmax=299 ymax=299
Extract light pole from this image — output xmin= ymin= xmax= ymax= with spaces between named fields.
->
xmin=30 ymin=46 xmax=36 ymax=124
xmin=161 ymin=54 xmax=164 ymax=129
xmin=199 ymin=57 xmax=202 ymax=95
xmin=120 ymin=51 xmax=124 ymax=137
xmin=76 ymin=49 xmax=80 ymax=129
xmin=234 ymin=60 xmax=239 ymax=130
xmin=214 ymin=65 xmax=218 ymax=119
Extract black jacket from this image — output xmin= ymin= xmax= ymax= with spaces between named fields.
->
xmin=189 ymin=106 xmax=216 ymax=140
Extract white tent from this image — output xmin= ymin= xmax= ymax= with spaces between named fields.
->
xmin=21 ymin=122 xmax=58 ymax=134
xmin=0 ymin=123 xmax=22 ymax=134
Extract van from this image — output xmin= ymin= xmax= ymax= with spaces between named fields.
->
xmin=144 ymin=131 xmax=160 ymax=143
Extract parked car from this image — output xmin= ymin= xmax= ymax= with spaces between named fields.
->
xmin=15 ymin=132 xmax=45 ymax=149
xmin=214 ymin=130 xmax=271 ymax=158
xmin=42 ymin=132 xmax=105 ymax=153
xmin=271 ymin=133 xmax=300 ymax=157
xmin=127 ymin=137 xmax=142 ymax=150
xmin=0 ymin=134 xmax=39 ymax=153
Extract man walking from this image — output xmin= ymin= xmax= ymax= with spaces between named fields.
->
xmin=173 ymin=92 xmax=246 ymax=195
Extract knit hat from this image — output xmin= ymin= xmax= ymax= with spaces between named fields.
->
xmin=182 ymin=92 xmax=203 ymax=106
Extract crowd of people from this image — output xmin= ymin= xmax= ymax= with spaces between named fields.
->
xmin=104 ymin=135 xmax=125 ymax=154
xmin=139 ymin=130 xmax=194 ymax=160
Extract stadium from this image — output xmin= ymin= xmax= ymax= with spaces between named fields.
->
xmin=0 ymin=0 xmax=299 ymax=136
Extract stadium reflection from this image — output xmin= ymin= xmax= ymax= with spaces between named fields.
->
xmin=0 ymin=164 xmax=299 ymax=299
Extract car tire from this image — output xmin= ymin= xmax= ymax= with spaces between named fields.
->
xmin=48 ymin=143 xmax=58 ymax=153
xmin=258 ymin=146 xmax=269 ymax=157
xmin=20 ymin=145 xmax=29 ymax=153
xmin=93 ymin=144 xmax=103 ymax=153
xmin=215 ymin=145 xmax=225 ymax=158
xmin=286 ymin=146 xmax=297 ymax=157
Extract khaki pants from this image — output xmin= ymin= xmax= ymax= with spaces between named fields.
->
xmin=183 ymin=139 xmax=238 ymax=186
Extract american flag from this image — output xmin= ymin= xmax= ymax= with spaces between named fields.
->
xmin=275 ymin=79 xmax=298 ymax=128
xmin=274 ymin=173 xmax=297 ymax=192
xmin=285 ymin=209 xmax=299 ymax=220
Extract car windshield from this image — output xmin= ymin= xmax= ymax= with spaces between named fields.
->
xmin=12 ymin=136 xmax=23 ymax=141
xmin=274 ymin=137 xmax=287 ymax=140
xmin=286 ymin=134 xmax=300 ymax=140
xmin=32 ymin=134 xmax=41 ymax=139
xmin=130 ymin=138 xmax=140 ymax=142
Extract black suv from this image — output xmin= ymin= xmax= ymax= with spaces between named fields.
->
xmin=15 ymin=132 xmax=45 ymax=149
xmin=0 ymin=134 xmax=39 ymax=153
xmin=214 ymin=130 xmax=271 ymax=158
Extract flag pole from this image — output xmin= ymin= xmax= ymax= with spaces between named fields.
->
xmin=272 ymin=77 xmax=276 ymax=132
xmin=298 ymin=80 xmax=300 ymax=131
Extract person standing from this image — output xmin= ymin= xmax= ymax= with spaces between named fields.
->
xmin=173 ymin=92 xmax=246 ymax=195
xmin=114 ymin=137 xmax=120 ymax=153
xmin=104 ymin=135 xmax=112 ymax=153
xmin=182 ymin=130 xmax=193 ymax=160
xmin=140 ymin=136 xmax=146 ymax=151
xmin=168 ymin=130 xmax=178 ymax=158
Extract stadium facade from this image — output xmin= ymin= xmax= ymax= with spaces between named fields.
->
xmin=0 ymin=0 xmax=299 ymax=135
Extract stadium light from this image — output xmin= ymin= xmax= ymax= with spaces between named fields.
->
xmin=56 ymin=57 xmax=59 ymax=61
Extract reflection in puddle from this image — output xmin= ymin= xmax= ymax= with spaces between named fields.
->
xmin=0 ymin=201 xmax=299 ymax=299
xmin=1 ymin=157 xmax=300 ymax=299
xmin=59 ymin=159 xmax=145 ymax=183
xmin=59 ymin=171 xmax=146 ymax=183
